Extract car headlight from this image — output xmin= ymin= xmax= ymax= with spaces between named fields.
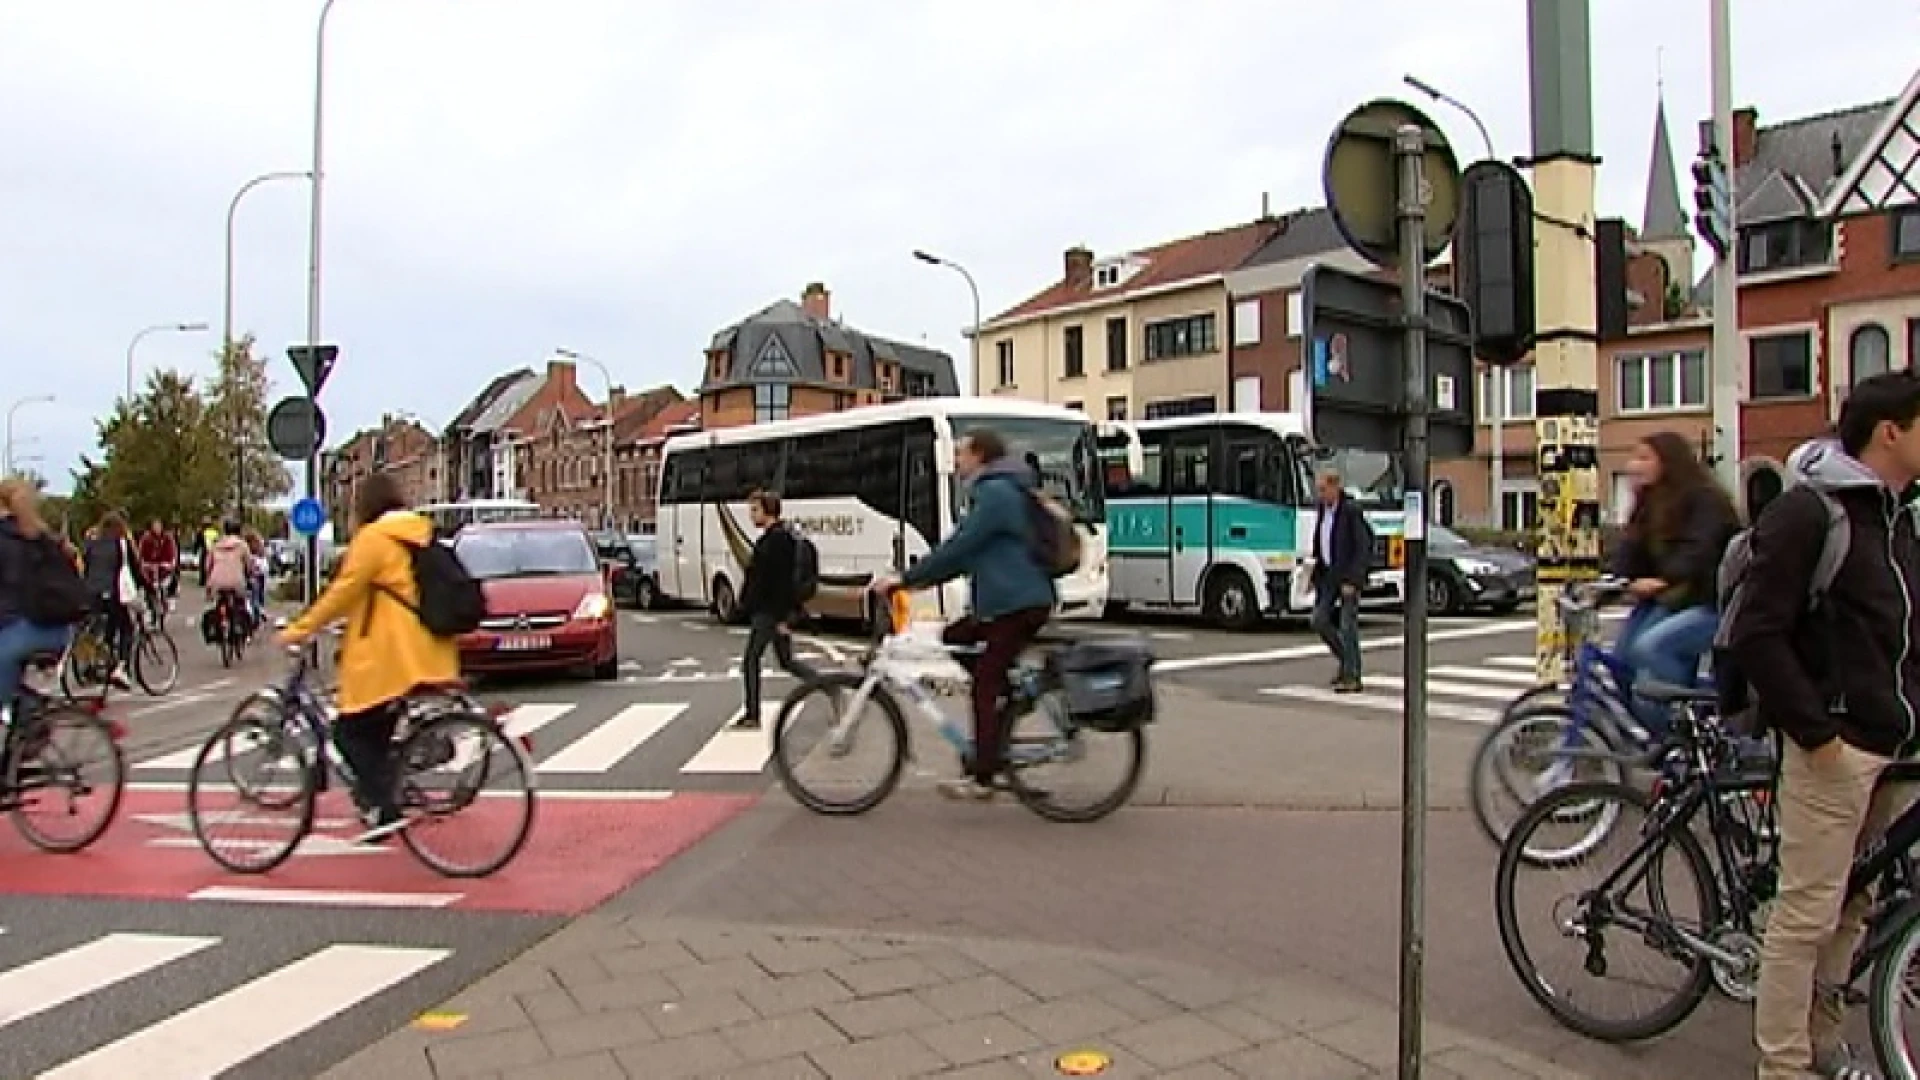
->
xmin=1456 ymin=558 xmax=1501 ymax=576
xmin=574 ymin=593 xmax=612 ymax=620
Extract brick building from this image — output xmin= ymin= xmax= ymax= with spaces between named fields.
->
xmin=496 ymin=359 xmax=614 ymax=524
xmin=319 ymin=414 xmax=439 ymax=535
xmin=700 ymin=283 xmax=957 ymax=429
xmin=612 ymin=398 xmax=699 ymax=532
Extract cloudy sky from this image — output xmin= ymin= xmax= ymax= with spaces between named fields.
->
xmin=1 ymin=1 xmax=1911 ymax=497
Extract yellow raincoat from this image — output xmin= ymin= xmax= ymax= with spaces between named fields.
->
xmin=288 ymin=510 xmax=459 ymax=715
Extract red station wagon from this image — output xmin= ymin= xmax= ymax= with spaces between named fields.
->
xmin=451 ymin=520 xmax=619 ymax=680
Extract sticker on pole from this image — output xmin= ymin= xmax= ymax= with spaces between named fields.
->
xmin=1055 ymin=1049 xmax=1110 ymax=1075
xmin=290 ymin=497 xmax=326 ymax=537
xmin=1403 ymin=490 xmax=1426 ymax=541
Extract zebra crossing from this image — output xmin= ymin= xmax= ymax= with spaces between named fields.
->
xmin=125 ymin=686 xmax=790 ymax=791
xmin=1259 ymin=654 xmax=1547 ymax=725
xmin=0 ymin=915 xmax=519 ymax=1080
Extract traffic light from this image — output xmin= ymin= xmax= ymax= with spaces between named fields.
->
xmin=1594 ymin=218 xmax=1629 ymax=342
xmin=1452 ymin=161 xmax=1535 ymax=366
xmin=1692 ymin=146 xmax=1731 ymax=260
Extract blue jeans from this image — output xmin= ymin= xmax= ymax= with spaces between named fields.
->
xmin=0 ymin=618 xmax=75 ymax=711
xmin=1311 ymin=580 xmax=1361 ymax=681
xmin=1617 ymin=601 xmax=1719 ymax=735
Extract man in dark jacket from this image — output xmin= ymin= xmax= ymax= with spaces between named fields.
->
xmin=1310 ymin=469 xmax=1370 ymax=692
xmin=735 ymin=490 xmax=819 ymax=730
xmin=1737 ymin=372 xmax=1920 ymax=1080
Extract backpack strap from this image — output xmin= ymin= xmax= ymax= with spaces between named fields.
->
xmin=1806 ymin=487 xmax=1851 ymax=608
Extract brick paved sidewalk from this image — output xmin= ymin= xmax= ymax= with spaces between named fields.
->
xmin=324 ymin=916 xmax=1590 ymax=1080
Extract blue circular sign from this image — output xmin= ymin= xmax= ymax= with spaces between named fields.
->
xmin=290 ymin=497 xmax=326 ymax=537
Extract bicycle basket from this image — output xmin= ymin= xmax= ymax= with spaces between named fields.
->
xmin=1051 ymin=640 xmax=1155 ymax=732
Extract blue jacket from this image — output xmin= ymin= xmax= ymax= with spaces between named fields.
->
xmin=903 ymin=460 xmax=1057 ymax=621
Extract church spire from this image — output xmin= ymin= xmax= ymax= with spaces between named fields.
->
xmin=1642 ymin=89 xmax=1688 ymax=240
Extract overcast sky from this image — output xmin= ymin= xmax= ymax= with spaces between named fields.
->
xmin=1 ymin=1 xmax=1911 ymax=497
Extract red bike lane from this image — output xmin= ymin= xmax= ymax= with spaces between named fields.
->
xmin=0 ymin=785 xmax=753 ymax=914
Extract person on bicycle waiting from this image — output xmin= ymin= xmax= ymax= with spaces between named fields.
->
xmin=1733 ymin=372 xmax=1920 ymax=1080
xmin=204 ymin=521 xmax=254 ymax=642
xmin=870 ymin=428 xmax=1055 ymax=802
xmin=1609 ymin=430 xmax=1741 ymax=735
xmin=0 ymin=479 xmax=78 ymax=722
xmin=277 ymin=473 xmax=456 ymax=841
xmin=81 ymin=511 xmax=139 ymax=689
xmin=137 ymin=519 xmax=178 ymax=606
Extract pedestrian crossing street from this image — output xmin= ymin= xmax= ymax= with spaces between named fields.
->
xmin=127 ymin=688 xmax=796 ymax=791
xmin=0 ymin=925 xmax=461 ymax=1080
xmin=1259 ymin=654 xmax=1550 ymax=725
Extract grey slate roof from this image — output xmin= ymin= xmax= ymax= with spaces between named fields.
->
xmin=1698 ymin=100 xmax=1895 ymax=222
xmin=445 ymin=368 xmax=534 ymax=436
xmin=469 ymin=371 xmax=542 ymax=434
xmin=1235 ymin=208 xmax=1347 ymax=268
xmin=705 ymin=299 xmax=959 ymax=396
xmin=1642 ymin=99 xmax=1688 ymax=240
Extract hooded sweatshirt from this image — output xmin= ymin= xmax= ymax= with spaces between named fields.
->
xmin=1729 ymin=438 xmax=1920 ymax=755
xmin=205 ymin=535 xmax=251 ymax=592
xmin=902 ymin=457 xmax=1057 ymax=621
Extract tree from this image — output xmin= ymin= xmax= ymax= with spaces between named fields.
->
xmin=72 ymin=369 xmax=230 ymax=533
xmin=205 ymin=335 xmax=291 ymax=514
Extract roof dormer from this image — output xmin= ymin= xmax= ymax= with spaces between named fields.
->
xmin=1091 ymin=257 xmax=1144 ymax=290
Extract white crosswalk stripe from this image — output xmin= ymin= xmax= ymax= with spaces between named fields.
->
xmin=1257 ymin=654 xmax=1549 ymax=727
xmin=0 ymin=930 xmax=449 ymax=1079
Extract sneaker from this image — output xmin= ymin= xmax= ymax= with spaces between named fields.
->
xmin=936 ymin=777 xmax=996 ymax=802
xmin=108 ymin=667 xmax=133 ymax=691
xmin=733 ymin=709 xmax=762 ymax=731
xmin=1814 ymin=1041 xmax=1879 ymax=1079
xmin=1333 ymin=678 xmax=1364 ymax=694
xmin=353 ymin=808 xmax=408 ymax=844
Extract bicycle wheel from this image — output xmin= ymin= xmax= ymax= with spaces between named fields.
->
xmin=133 ymin=630 xmax=180 ymax=696
xmin=7 ymin=703 xmax=125 ymax=853
xmin=1471 ymin=703 xmax=1627 ymax=855
xmin=1495 ymin=781 xmax=1720 ymax=1042
xmin=399 ymin=710 xmax=537 ymax=878
xmin=1004 ymin=691 xmax=1145 ymax=824
xmin=218 ymin=692 xmax=310 ymax=811
xmin=1870 ymin=901 xmax=1920 ymax=1078
xmin=188 ymin=712 xmax=317 ymax=873
xmin=771 ymin=672 xmax=908 ymax=815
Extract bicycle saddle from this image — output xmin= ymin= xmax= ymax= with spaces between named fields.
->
xmin=1636 ymin=678 xmax=1719 ymax=705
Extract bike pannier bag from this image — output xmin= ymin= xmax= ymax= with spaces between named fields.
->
xmin=1052 ymin=640 xmax=1156 ymax=732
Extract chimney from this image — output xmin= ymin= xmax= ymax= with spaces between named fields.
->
xmin=547 ymin=357 xmax=577 ymax=391
xmin=1064 ymin=246 xmax=1094 ymax=286
xmin=1831 ymin=129 xmax=1846 ymax=175
xmin=1732 ymin=107 xmax=1758 ymax=168
xmin=607 ymin=387 xmax=625 ymax=421
xmin=801 ymin=282 xmax=830 ymax=320
xmin=1260 ymin=191 xmax=1272 ymax=220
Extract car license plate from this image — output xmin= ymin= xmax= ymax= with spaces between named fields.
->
xmin=496 ymin=634 xmax=551 ymax=651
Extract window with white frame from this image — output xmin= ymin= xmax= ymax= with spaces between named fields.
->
xmin=1616 ymin=349 xmax=1708 ymax=413
xmin=1851 ymin=324 xmax=1893 ymax=384
xmin=1285 ymin=292 xmax=1303 ymax=338
xmin=1233 ymin=299 xmax=1261 ymax=347
xmin=1500 ymin=486 xmax=1540 ymax=532
xmin=1477 ymin=366 xmax=1535 ymax=423
xmin=1094 ymin=264 xmax=1123 ymax=288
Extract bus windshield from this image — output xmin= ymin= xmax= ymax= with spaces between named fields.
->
xmin=1318 ymin=448 xmax=1405 ymax=509
xmin=951 ymin=416 xmax=1104 ymax=524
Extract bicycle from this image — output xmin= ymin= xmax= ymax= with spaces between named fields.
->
xmin=770 ymin=594 xmax=1153 ymax=824
xmin=59 ymin=603 xmax=178 ymax=698
xmin=1470 ymin=578 xmax=1671 ymax=857
xmin=205 ymin=590 xmax=252 ymax=669
xmin=1 ymin=649 xmax=127 ymax=853
xmin=1486 ymin=680 xmax=1920 ymax=1062
xmin=185 ymin=642 xmax=537 ymax=878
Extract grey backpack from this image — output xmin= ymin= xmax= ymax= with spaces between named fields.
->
xmin=1712 ymin=485 xmax=1849 ymax=716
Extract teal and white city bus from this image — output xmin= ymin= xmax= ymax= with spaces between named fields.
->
xmin=1096 ymin=413 xmax=1406 ymax=628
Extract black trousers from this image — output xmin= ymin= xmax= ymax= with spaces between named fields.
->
xmin=333 ymin=704 xmax=401 ymax=816
xmin=742 ymin=613 xmax=819 ymax=719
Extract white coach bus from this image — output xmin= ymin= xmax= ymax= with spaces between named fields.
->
xmin=655 ymin=399 xmax=1109 ymax=632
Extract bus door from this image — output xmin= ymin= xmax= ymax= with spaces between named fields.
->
xmin=1105 ymin=432 xmax=1171 ymax=606
xmin=1164 ymin=428 xmax=1214 ymax=607
xmin=902 ymin=427 xmax=941 ymax=616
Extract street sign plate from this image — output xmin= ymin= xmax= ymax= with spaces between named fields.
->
xmin=267 ymin=397 xmax=326 ymax=461
xmin=290 ymin=497 xmax=326 ymax=537
xmin=1301 ymin=265 xmax=1476 ymax=459
xmin=287 ymin=344 xmax=339 ymax=398
xmin=1322 ymin=98 xmax=1461 ymax=270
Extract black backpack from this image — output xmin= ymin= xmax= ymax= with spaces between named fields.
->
xmin=789 ymin=528 xmax=820 ymax=606
xmin=15 ymin=533 xmax=90 ymax=627
xmin=374 ymin=537 xmax=486 ymax=638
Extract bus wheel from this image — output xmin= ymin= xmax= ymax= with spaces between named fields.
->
xmin=1205 ymin=570 xmax=1259 ymax=632
xmin=712 ymin=577 xmax=739 ymax=624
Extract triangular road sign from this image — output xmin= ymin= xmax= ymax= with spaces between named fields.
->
xmin=288 ymin=343 xmax=340 ymax=397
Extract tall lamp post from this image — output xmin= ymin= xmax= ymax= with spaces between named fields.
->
xmin=911 ymin=250 xmax=982 ymax=394
xmin=302 ymin=0 xmax=343 ymax=606
xmin=555 ymin=348 xmax=616 ymax=529
xmin=1404 ymin=73 xmax=1505 ymax=528
xmin=4 ymin=395 xmax=54 ymax=478
xmin=225 ymin=169 xmax=312 ymax=516
xmin=125 ymin=322 xmax=210 ymax=402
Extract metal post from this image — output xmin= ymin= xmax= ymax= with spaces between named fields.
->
xmin=125 ymin=322 xmax=209 ymax=404
xmin=913 ymin=251 xmax=982 ymax=394
xmin=1392 ymin=123 xmax=1431 ymax=1080
xmin=304 ymin=0 xmax=341 ymax=606
xmin=225 ymin=170 xmax=311 ymax=518
xmin=4 ymin=396 xmax=54 ymax=478
xmin=1708 ymin=0 xmax=1741 ymax=495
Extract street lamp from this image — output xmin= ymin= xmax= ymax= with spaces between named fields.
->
xmin=125 ymin=322 xmax=210 ymax=402
xmin=912 ymin=250 xmax=982 ymax=395
xmin=1403 ymin=74 xmax=1502 ymax=527
xmin=554 ymin=348 xmax=616 ymax=529
xmin=301 ymin=0 xmax=344 ymax=607
xmin=225 ymin=169 xmax=311 ymax=516
xmin=4 ymin=395 xmax=54 ymax=478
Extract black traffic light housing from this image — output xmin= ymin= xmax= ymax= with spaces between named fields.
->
xmin=1452 ymin=161 xmax=1536 ymax=366
xmin=1594 ymin=218 xmax=1630 ymax=342
xmin=1692 ymin=148 xmax=1730 ymax=260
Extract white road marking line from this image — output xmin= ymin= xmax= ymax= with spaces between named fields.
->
xmin=188 ymin=886 xmax=463 ymax=908
xmin=1155 ymin=618 xmax=1538 ymax=674
xmin=1258 ymin=685 xmax=1497 ymax=725
xmin=537 ymin=702 xmax=683 ymax=773
xmin=1365 ymin=674 xmax=1526 ymax=701
xmin=40 ymin=944 xmax=448 ymax=1079
xmin=0 ymin=933 xmax=216 ymax=1030
xmin=669 ymin=657 xmax=701 ymax=667
xmin=134 ymin=743 xmax=210 ymax=771
xmin=126 ymin=781 xmax=676 ymax=799
xmin=1431 ymin=665 xmax=1541 ymax=685
xmin=500 ymin=703 xmax=570 ymax=740
xmin=680 ymin=710 xmax=771 ymax=774
xmin=125 ymin=678 xmax=238 ymax=719
xmin=1486 ymin=655 xmax=1539 ymax=668
xmin=799 ymin=635 xmax=848 ymax=664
